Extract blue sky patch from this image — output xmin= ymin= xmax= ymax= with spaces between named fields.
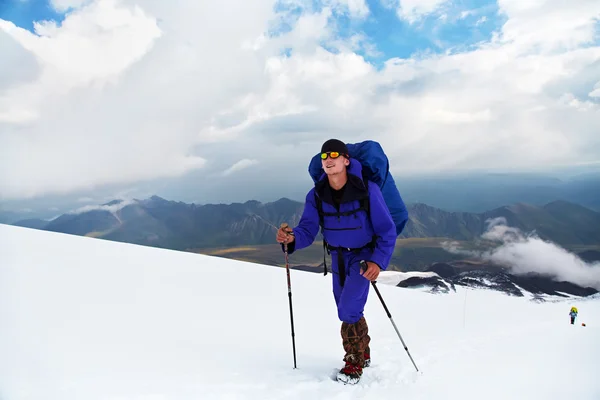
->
xmin=0 ymin=0 xmax=67 ymax=33
xmin=346 ymin=0 xmax=504 ymax=64
xmin=269 ymin=0 xmax=504 ymax=67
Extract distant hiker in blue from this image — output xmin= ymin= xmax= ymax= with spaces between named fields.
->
xmin=276 ymin=138 xmax=408 ymax=384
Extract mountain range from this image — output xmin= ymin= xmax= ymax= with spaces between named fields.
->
xmin=2 ymin=169 xmax=599 ymax=225
xmin=12 ymin=196 xmax=600 ymax=249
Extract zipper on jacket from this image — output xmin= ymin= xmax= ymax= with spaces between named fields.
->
xmin=324 ymin=226 xmax=362 ymax=231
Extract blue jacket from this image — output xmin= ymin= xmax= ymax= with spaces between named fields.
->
xmin=288 ymin=158 xmax=398 ymax=270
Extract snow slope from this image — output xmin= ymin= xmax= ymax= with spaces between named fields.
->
xmin=1 ymin=224 xmax=599 ymax=400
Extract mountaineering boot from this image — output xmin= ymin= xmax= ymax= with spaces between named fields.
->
xmin=337 ymin=317 xmax=369 ymax=384
xmin=337 ymin=356 xmax=362 ymax=385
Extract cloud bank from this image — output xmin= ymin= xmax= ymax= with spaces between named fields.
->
xmin=0 ymin=0 xmax=599 ymax=201
xmin=443 ymin=217 xmax=600 ymax=290
xmin=67 ymin=199 xmax=136 ymax=215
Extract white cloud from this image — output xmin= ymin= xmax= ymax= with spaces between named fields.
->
xmin=459 ymin=10 xmax=476 ymax=19
xmin=397 ymin=0 xmax=450 ymax=23
xmin=496 ymin=0 xmax=600 ymax=52
xmin=430 ymin=108 xmax=493 ymax=124
xmin=51 ymin=0 xmax=91 ymax=12
xmin=0 ymin=0 xmax=161 ymax=120
xmin=0 ymin=107 xmax=38 ymax=124
xmin=444 ymin=217 xmax=600 ymax=290
xmin=380 ymin=0 xmax=397 ymax=10
xmin=68 ymin=199 xmax=136 ymax=215
xmin=331 ymin=0 xmax=369 ymax=18
xmin=222 ymin=159 xmax=260 ymax=177
xmin=560 ymin=93 xmax=600 ymax=112
xmin=276 ymin=0 xmax=369 ymax=19
xmin=0 ymin=0 xmax=599 ymax=202
xmin=590 ymin=81 xmax=600 ymax=98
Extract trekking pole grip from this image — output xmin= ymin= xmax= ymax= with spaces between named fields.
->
xmin=280 ymin=223 xmax=288 ymax=252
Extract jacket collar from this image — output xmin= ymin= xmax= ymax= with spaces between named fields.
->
xmin=315 ymin=158 xmax=368 ymax=206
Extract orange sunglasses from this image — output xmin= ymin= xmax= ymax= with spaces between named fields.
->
xmin=321 ymin=151 xmax=345 ymax=160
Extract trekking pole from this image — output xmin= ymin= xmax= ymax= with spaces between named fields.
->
xmin=361 ymin=261 xmax=419 ymax=372
xmin=281 ymin=223 xmax=297 ymax=369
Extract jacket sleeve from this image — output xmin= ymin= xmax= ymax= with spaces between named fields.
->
xmin=366 ymin=182 xmax=398 ymax=270
xmin=284 ymin=189 xmax=321 ymax=255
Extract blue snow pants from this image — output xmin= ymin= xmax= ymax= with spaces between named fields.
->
xmin=331 ymin=248 xmax=372 ymax=324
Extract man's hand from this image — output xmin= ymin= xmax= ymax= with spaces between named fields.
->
xmin=276 ymin=223 xmax=295 ymax=244
xmin=360 ymin=261 xmax=380 ymax=281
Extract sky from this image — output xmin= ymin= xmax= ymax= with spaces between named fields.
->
xmin=1 ymin=223 xmax=599 ymax=399
xmin=1 ymin=0 xmax=600 ymax=212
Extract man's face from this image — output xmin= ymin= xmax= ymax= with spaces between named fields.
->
xmin=321 ymin=152 xmax=349 ymax=176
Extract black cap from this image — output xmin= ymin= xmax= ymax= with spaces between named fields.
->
xmin=321 ymin=139 xmax=349 ymax=156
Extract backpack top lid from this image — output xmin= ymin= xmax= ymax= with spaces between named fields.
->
xmin=308 ymin=140 xmax=409 ymax=236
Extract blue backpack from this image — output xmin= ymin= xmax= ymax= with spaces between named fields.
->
xmin=308 ymin=140 xmax=409 ymax=237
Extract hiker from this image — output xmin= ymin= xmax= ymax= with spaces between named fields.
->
xmin=569 ymin=307 xmax=578 ymax=325
xmin=276 ymin=138 xmax=403 ymax=384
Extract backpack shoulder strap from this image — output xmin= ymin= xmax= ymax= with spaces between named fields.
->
xmin=361 ymin=172 xmax=377 ymax=248
xmin=313 ymin=191 xmax=324 ymax=229
xmin=313 ymin=191 xmax=328 ymax=276
xmin=361 ymin=171 xmax=371 ymax=220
